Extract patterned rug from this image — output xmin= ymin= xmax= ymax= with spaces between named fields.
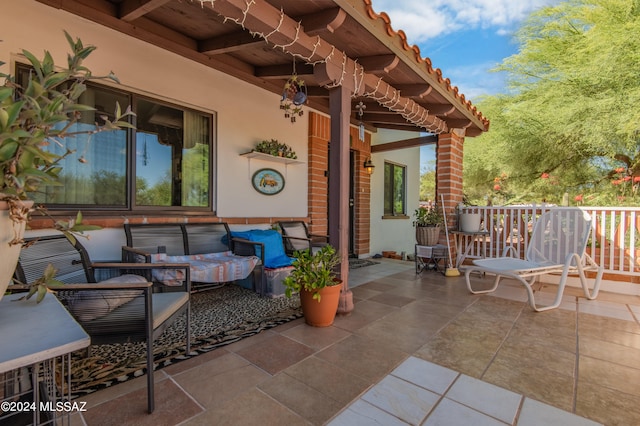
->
xmin=68 ymin=285 xmax=302 ymax=397
xmin=349 ymin=258 xmax=380 ymax=269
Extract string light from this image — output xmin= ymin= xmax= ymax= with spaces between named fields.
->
xmin=196 ymin=0 xmax=446 ymax=133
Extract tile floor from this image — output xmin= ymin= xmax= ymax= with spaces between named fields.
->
xmin=69 ymin=259 xmax=640 ymax=425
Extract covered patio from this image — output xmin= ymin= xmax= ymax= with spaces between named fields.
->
xmin=66 ymin=259 xmax=639 ymax=425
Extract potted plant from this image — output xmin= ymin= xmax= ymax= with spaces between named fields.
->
xmin=413 ymin=204 xmax=443 ymax=246
xmin=283 ymin=244 xmax=342 ymax=327
xmin=0 ymin=32 xmax=134 ymax=301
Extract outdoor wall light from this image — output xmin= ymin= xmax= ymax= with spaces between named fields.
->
xmin=363 ymin=157 xmax=375 ymax=174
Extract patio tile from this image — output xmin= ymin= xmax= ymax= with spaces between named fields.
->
xmin=423 ymin=398 xmax=507 ymax=426
xmin=361 ymin=375 xmax=439 ymax=425
xmin=357 ymin=315 xmax=441 ymax=354
xmin=81 ymin=378 xmax=203 ymax=426
xmin=578 ymin=300 xmax=636 ymax=320
xmin=497 ymin=338 xmax=576 ymax=377
xmin=332 ymin=299 xmax=397 ymax=331
xmin=506 ymin=323 xmax=577 ymax=354
xmin=391 ymin=356 xmax=458 ymax=395
xmin=446 ymin=374 xmax=521 ymax=424
xmin=518 ymin=398 xmax=602 ymax=426
xmin=578 ymin=312 xmax=640 ymax=334
xmin=368 ymin=292 xmax=415 ymax=307
xmin=579 ymin=335 xmax=640 ymax=368
xmin=173 ymin=357 xmax=270 ymax=409
xmin=327 ymin=399 xmax=408 ymax=426
xmin=315 ymin=334 xmax=407 ymax=382
xmin=283 ymin=356 xmax=371 ymax=405
xmin=182 ymin=388 xmax=308 ymax=426
xmin=258 ymin=372 xmax=345 ymax=425
xmin=234 ymin=334 xmax=315 ymax=374
xmin=280 ymin=323 xmax=351 ymax=351
xmin=482 ymin=354 xmax=575 ymax=411
xmin=576 ymin=380 xmax=640 ymax=425
xmin=578 ymin=355 xmax=640 ymax=396
xmin=414 ymin=322 xmax=506 ymax=378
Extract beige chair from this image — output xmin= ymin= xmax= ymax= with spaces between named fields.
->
xmin=277 ymin=221 xmax=329 ymax=255
xmin=465 ymin=208 xmax=603 ymax=311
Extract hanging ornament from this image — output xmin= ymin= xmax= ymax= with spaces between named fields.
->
xmin=280 ymin=60 xmax=307 ymax=123
xmin=355 ymin=101 xmax=366 ymax=141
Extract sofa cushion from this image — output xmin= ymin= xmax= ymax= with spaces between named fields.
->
xmin=149 ymin=251 xmax=259 ymax=285
xmin=66 ymin=274 xmax=147 ymax=322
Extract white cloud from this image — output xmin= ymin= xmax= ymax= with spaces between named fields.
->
xmin=371 ymin=0 xmax=560 ymax=42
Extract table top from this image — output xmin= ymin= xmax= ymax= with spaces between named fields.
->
xmin=0 ymin=293 xmax=90 ymax=373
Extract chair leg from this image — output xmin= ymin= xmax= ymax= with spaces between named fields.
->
xmin=465 ymin=267 xmax=500 ymax=294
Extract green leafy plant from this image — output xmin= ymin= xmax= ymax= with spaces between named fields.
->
xmin=413 ymin=205 xmax=443 ymax=227
xmin=0 ymin=32 xmax=135 ymax=302
xmin=0 ymin=31 xmax=134 ymax=234
xmin=253 ymin=139 xmax=297 ymax=159
xmin=283 ymin=245 xmax=341 ymax=302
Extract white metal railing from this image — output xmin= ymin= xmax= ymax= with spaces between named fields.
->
xmin=457 ymin=205 xmax=640 ymax=277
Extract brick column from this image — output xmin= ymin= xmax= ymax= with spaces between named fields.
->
xmin=436 ymin=130 xmax=465 ymax=230
xmin=308 ymin=113 xmax=330 ymax=236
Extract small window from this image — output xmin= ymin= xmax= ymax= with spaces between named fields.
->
xmin=384 ymin=162 xmax=406 ymax=216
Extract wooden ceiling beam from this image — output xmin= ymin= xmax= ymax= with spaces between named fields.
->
xmin=200 ymin=31 xmax=265 ymax=54
xmin=119 ymin=0 xmax=171 ymax=22
xmin=423 ymin=104 xmax=456 ymax=116
xmin=301 ymin=7 xmax=347 ymax=35
xmin=444 ymin=119 xmax=473 ymax=129
xmin=371 ymin=135 xmax=438 ymax=153
xmin=394 ymin=84 xmax=433 ymax=98
xmin=199 ymin=0 xmax=449 ymax=133
xmin=357 ymin=55 xmax=399 ymax=75
xmin=255 ymin=63 xmax=315 ymax=79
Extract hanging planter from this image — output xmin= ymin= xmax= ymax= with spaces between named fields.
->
xmin=280 ymin=73 xmax=307 ymax=123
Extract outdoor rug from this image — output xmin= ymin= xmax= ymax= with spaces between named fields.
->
xmin=349 ymin=258 xmax=380 ymax=269
xmin=67 ymin=285 xmax=302 ymax=397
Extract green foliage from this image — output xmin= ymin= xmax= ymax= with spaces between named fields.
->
xmin=282 ymin=245 xmax=341 ymax=302
xmin=0 ymin=31 xmax=134 ymax=207
xmin=413 ymin=204 xmax=443 ymax=227
xmin=465 ymin=0 xmax=640 ymax=206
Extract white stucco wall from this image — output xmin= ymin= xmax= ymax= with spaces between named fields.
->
xmin=2 ymin=0 xmax=308 ymax=221
xmin=369 ymin=129 xmax=421 ymax=258
xmin=4 ymin=0 xmax=311 ymax=260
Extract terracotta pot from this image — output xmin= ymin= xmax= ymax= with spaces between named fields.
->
xmin=299 ymin=281 xmax=343 ymax=327
xmin=416 ymin=225 xmax=440 ymax=246
xmin=0 ymin=200 xmax=32 ymax=302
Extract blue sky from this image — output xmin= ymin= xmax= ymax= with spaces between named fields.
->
xmin=372 ymin=0 xmax=563 ymax=101
xmin=370 ymin=0 xmax=563 ymax=170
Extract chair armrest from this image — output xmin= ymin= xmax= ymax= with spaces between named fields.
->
xmin=92 ymin=261 xmax=192 ymax=293
xmin=309 ymin=233 xmax=330 ymax=243
xmin=281 ymin=235 xmax=313 ymax=251
xmin=122 ymin=245 xmax=152 ymax=262
xmin=48 ymin=281 xmax=152 ymax=291
xmin=231 ymin=237 xmax=265 ymax=265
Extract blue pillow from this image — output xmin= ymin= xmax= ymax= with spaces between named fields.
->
xmin=230 ymin=230 xmax=293 ymax=268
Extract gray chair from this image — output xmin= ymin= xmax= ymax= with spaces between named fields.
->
xmin=13 ymin=234 xmax=191 ymax=414
xmin=277 ymin=221 xmax=329 ymax=256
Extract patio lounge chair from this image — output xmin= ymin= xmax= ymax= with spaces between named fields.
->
xmin=464 ymin=208 xmax=603 ymax=312
xmin=13 ymin=234 xmax=191 ymax=413
xmin=277 ymin=221 xmax=329 ymax=256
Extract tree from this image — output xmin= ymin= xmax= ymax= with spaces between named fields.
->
xmin=466 ymin=0 xmax=640 ymax=206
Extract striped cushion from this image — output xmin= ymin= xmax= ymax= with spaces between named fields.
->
xmin=150 ymin=251 xmax=259 ymax=285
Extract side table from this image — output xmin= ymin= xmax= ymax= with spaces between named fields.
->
xmin=0 ymin=293 xmax=90 ymax=425
xmin=451 ymin=230 xmax=490 ymax=268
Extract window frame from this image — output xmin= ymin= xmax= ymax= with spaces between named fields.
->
xmin=15 ymin=62 xmax=217 ymax=215
xmin=383 ymin=161 xmax=407 ymax=218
